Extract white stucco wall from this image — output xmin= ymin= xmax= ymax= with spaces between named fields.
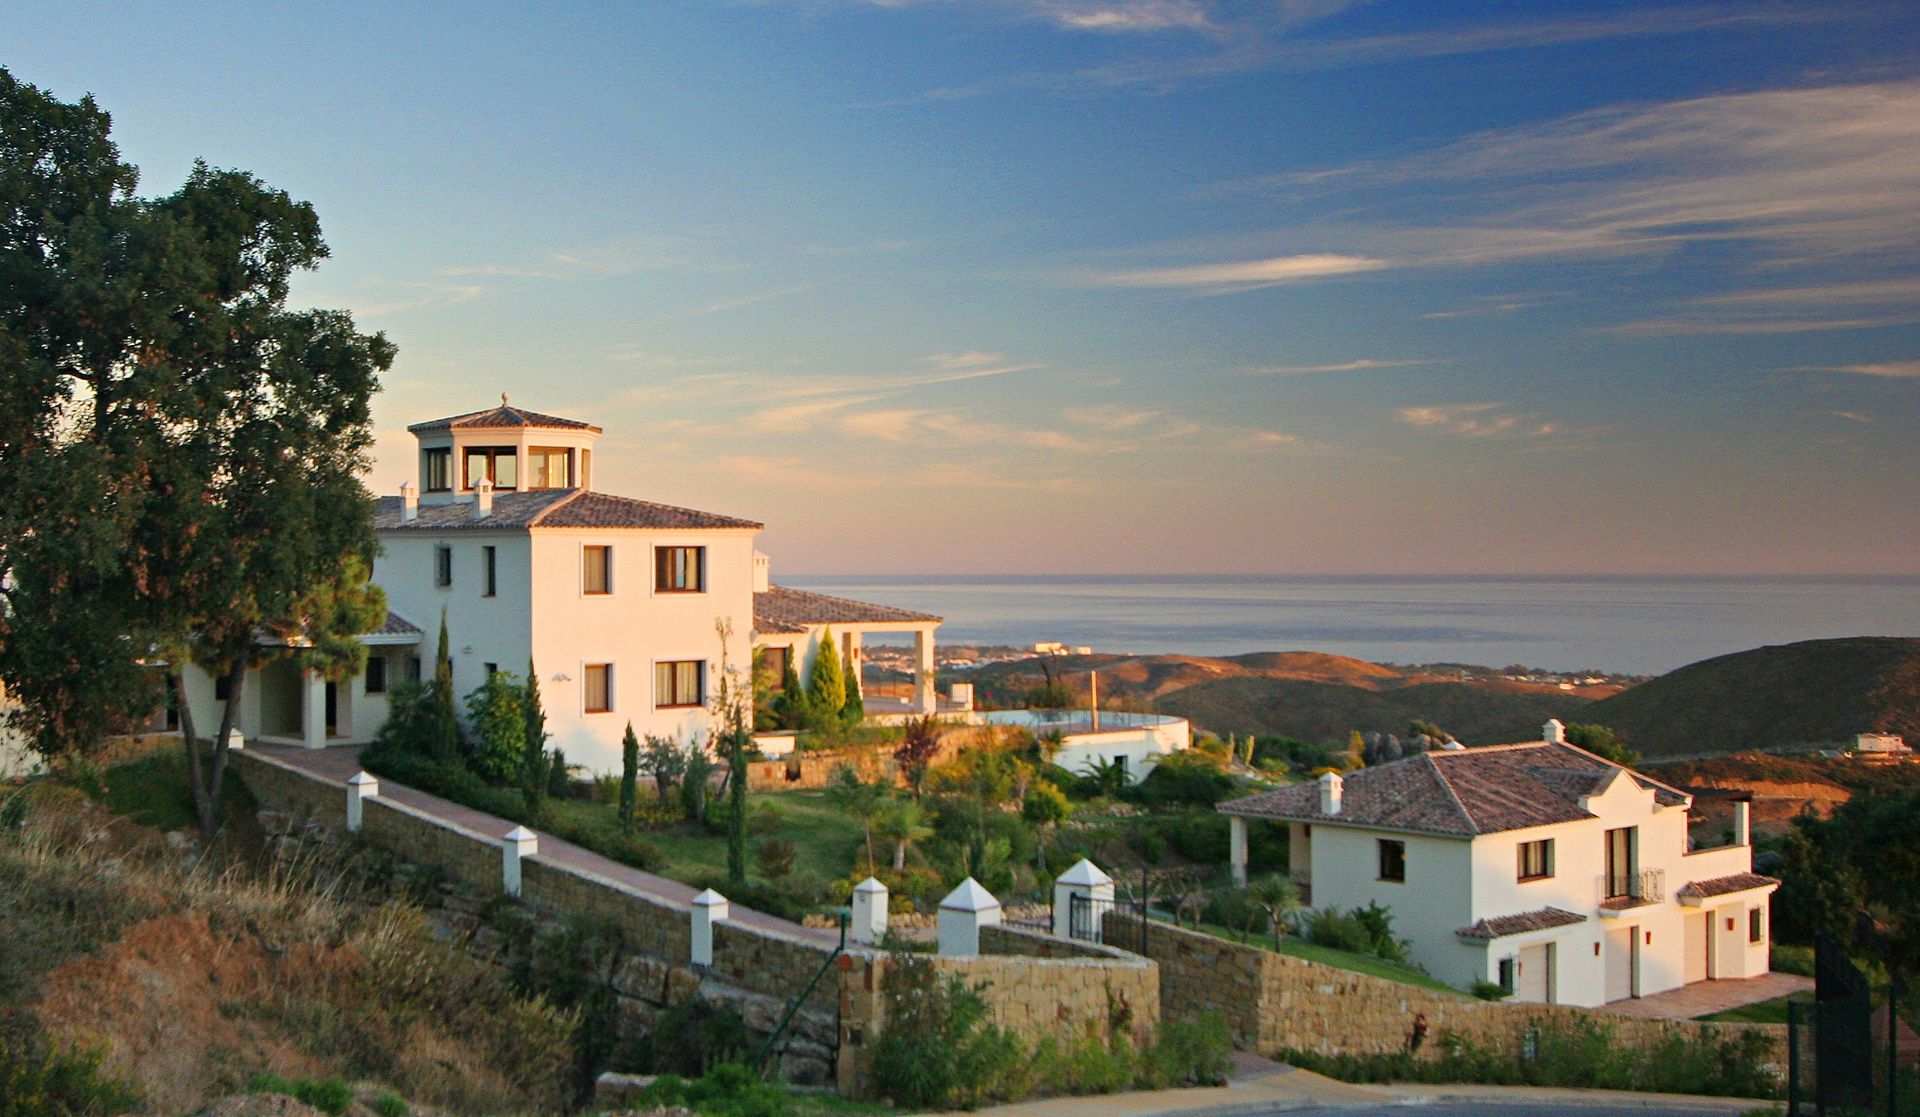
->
xmin=1309 ymin=824 xmax=1479 ymax=989
xmin=376 ymin=528 xmax=536 ymax=724
xmin=526 ymin=527 xmax=757 ymax=774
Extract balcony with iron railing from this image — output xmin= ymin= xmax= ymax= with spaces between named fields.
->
xmin=1597 ymin=867 xmax=1664 ymax=916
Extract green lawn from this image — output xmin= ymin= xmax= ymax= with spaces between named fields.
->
xmin=1160 ymin=914 xmax=1461 ymax=994
xmin=543 ymin=788 xmax=869 ymax=888
xmin=1698 ymin=993 xmax=1810 ymax=1024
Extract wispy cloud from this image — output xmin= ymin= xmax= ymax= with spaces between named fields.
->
xmin=874 ymin=4 xmax=1830 ymax=103
xmin=440 ymin=240 xmax=707 ymax=279
xmin=1397 ymin=402 xmax=1561 ymax=438
xmin=1790 ymin=361 xmax=1920 ymax=379
xmin=1607 ymin=278 xmax=1920 ymax=335
xmin=1075 ymin=252 xmax=1388 ymax=293
xmin=1829 ymin=410 xmax=1873 ymax=422
xmin=1245 ymin=358 xmax=1431 ymax=374
xmin=327 ymin=280 xmax=485 ymax=317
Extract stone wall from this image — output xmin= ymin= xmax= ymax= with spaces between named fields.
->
xmin=236 ymin=748 xmax=1154 ymax=1096
xmin=835 ymin=935 xmax=1159 ymax=1098
xmin=742 ymin=725 xmax=972 ymax=793
xmin=1110 ymin=914 xmax=1786 ymax=1068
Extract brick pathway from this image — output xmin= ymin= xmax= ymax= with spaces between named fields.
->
xmin=1597 ymin=971 xmax=1811 ymax=1020
xmin=251 ymin=743 xmax=838 ymax=945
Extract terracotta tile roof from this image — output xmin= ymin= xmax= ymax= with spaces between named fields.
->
xmin=407 ymin=402 xmax=601 ymax=434
xmin=1456 ymin=906 xmax=1588 ymax=940
xmin=754 ymin=585 xmax=940 ymax=635
xmin=373 ymin=490 xmax=759 ymax=532
xmin=531 ymin=490 xmax=760 ymax=530
xmin=1677 ymin=872 xmax=1780 ymax=899
xmin=370 ymin=610 xmax=422 ymax=638
xmin=1217 ymin=741 xmax=1691 ymax=838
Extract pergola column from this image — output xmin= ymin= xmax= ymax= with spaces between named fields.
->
xmin=302 ymin=668 xmax=327 ymax=750
xmin=913 ymin=626 xmax=935 ymax=714
xmin=1229 ymin=815 xmax=1248 ymax=886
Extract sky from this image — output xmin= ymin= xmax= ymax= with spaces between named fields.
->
xmin=9 ymin=1 xmax=1920 ymax=575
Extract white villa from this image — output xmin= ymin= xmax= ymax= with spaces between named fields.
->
xmin=1219 ymin=719 xmax=1777 ymax=1007
xmin=175 ymin=399 xmax=945 ymax=774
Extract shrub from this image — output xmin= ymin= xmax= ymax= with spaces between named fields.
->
xmin=372 ymin=1092 xmax=408 ymax=1117
xmin=0 ymin=1032 xmax=140 ymax=1117
xmin=636 ymin=998 xmax=753 ymax=1077
xmin=1769 ymin=943 xmax=1814 ymax=976
xmin=1303 ymin=903 xmax=1407 ymax=963
xmin=1470 ymin=980 xmax=1513 ymax=1001
xmin=1143 ymin=1014 xmax=1233 ymax=1088
xmin=1125 ymin=753 xmax=1237 ymax=808
xmin=464 ymin=673 xmax=527 ymax=785
xmin=637 ymin=1063 xmax=788 ymax=1117
xmin=246 ymin=1073 xmax=354 ymax=1116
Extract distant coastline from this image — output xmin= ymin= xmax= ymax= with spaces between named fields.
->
xmin=786 ymin=573 xmax=1920 ymax=677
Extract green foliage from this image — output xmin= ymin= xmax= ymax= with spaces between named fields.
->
xmin=463 ymin=672 xmax=526 ymax=785
xmin=246 ymin=1074 xmax=355 ymax=1116
xmin=636 ymin=1063 xmax=788 ymax=1117
xmin=547 ymin=748 xmax=572 ymax=798
xmin=808 ymin=631 xmax=847 ymax=719
xmin=1303 ymin=903 xmax=1408 ymax=964
xmin=682 ymin=743 xmax=716 ymax=823
xmin=1124 ymin=752 xmax=1238 ymax=808
xmin=755 ymin=836 xmax=797 ymax=879
xmin=620 ymin=724 xmax=640 ymax=832
xmin=372 ymin=1092 xmax=408 ymax=1117
xmin=1564 ymin=723 xmax=1639 ymax=766
xmin=642 ymin=733 xmax=688 ymax=805
xmin=868 ymin=957 xmax=1232 ymax=1109
xmin=1769 ymin=943 xmax=1814 ymax=976
xmin=1471 ymin=979 xmax=1514 ymax=1001
xmin=773 ymin=657 xmax=808 ymax=731
xmin=1279 ymin=1014 xmax=1779 ymax=1098
xmin=635 ymin=999 xmax=753 ymax=1077
xmin=1022 ymin=779 xmax=1073 ymax=827
xmin=1251 ymin=735 xmax=1341 ymax=774
xmin=522 ymin=659 xmax=549 ymax=800
xmin=873 ymin=797 xmax=935 ymax=872
xmin=429 ymin=614 xmax=463 ymax=762
xmin=0 ymin=1031 xmax=141 ymax=1117
xmin=826 ymin=764 xmax=889 ymax=874
xmin=1081 ymin=756 xmax=1131 ymax=799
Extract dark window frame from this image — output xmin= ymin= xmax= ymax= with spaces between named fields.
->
xmin=654 ymin=659 xmax=705 ymax=709
xmin=483 ymin=545 xmax=497 ymax=597
xmin=1497 ymin=957 xmax=1515 ymax=992
xmin=584 ymin=663 xmax=612 ymax=714
xmin=365 ymin=655 xmax=388 ymax=695
xmin=462 ymin=445 xmax=519 ymax=491
xmin=527 ymin=445 xmax=574 ymax=490
xmin=1748 ymin=907 xmax=1764 ymax=943
xmin=424 ymin=447 xmax=453 ymax=493
xmin=434 ymin=544 xmax=453 ymax=588
xmin=1517 ymin=838 xmax=1555 ymax=882
xmin=583 ymin=545 xmax=613 ymax=595
xmin=654 ymin=545 xmax=706 ymax=593
xmin=1378 ymin=838 xmax=1407 ymax=883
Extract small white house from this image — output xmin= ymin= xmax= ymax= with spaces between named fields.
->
xmin=1219 ymin=720 xmax=1777 ymax=1007
xmin=177 ymin=398 xmax=942 ymax=774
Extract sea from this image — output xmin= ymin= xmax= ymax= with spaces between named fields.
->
xmin=783 ymin=574 xmax=1920 ymax=677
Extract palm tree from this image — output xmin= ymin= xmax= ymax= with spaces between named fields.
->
xmin=873 ymin=798 xmax=934 ymax=871
xmin=1248 ymin=874 xmax=1303 ymax=951
xmin=826 ymin=763 xmax=888 ymax=874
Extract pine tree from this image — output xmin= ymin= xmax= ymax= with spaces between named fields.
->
xmin=841 ymin=652 xmax=865 ymax=725
xmin=808 ymin=628 xmax=846 ymax=719
xmin=619 ymin=723 xmax=639 ymax=833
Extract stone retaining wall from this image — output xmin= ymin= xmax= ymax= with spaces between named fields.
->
xmin=236 ymin=749 xmax=1156 ymax=1095
xmin=1110 ymin=914 xmax=1786 ymax=1068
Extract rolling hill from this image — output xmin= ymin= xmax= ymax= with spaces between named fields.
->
xmin=1584 ymin=636 xmax=1920 ymax=758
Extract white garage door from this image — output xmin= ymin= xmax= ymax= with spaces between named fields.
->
xmin=1517 ymin=943 xmax=1550 ymax=1002
xmin=1606 ymin=927 xmax=1636 ymax=1001
xmin=1684 ymin=912 xmax=1707 ymax=984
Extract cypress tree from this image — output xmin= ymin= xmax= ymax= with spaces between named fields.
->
xmin=429 ymin=610 xmax=462 ymax=760
xmin=547 ymin=748 xmax=570 ymax=797
xmin=619 ymin=723 xmax=639 ymax=833
xmin=521 ymin=657 xmax=548 ymax=801
xmin=808 ymin=628 xmax=846 ymax=719
xmin=776 ymin=656 xmax=806 ymax=730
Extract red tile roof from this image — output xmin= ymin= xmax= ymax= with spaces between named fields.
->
xmin=753 ymin=586 xmax=940 ymax=634
xmin=1676 ymin=872 xmax=1780 ymax=899
xmin=1218 ymin=741 xmax=1691 ymax=838
xmin=1456 ymin=906 xmax=1588 ymax=940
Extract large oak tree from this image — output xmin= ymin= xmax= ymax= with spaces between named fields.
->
xmin=0 ymin=69 xmax=392 ymax=837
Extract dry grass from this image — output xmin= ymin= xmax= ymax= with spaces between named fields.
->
xmin=0 ymin=781 xmax=576 ymax=1116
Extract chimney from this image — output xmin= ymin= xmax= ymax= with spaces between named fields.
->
xmin=473 ymin=477 xmax=494 ymax=520
xmin=1543 ymin=718 xmax=1566 ymax=744
xmin=400 ymin=480 xmax=418 ymax=522
xmin=1319 ymin=770 xmax=1343 ymax=816
xmin=1732 ymin=798 xmax=1751 ymax=846
xmin=752 ymin=551 xmax=771 ymax=594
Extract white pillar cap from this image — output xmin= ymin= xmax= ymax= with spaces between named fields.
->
xmin=505 ymin=825 xmax=537 ymax=843
xmin=939 ymin=877 xmax=1001 ymax=913
xmin=1055 ymin=858 xmax=1113 ymax=888
xmin=854 ymin=876 xmax=888 ymax=894
xmin=348 ymin=771 xmax=379 ymax=787
xmin=692 ymin=888 xmax=729 ymax=908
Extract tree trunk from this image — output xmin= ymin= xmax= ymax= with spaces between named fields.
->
xmin=173 ymin=671 xmax=205 ymax=831
xmin=190 ymin=661 xmax=247 ymax=843
xmin=892 ymin=839 xmax=907 ymax=872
